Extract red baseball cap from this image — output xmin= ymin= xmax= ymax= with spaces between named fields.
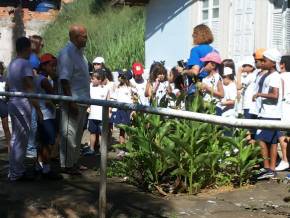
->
xmin=132 ymin=62 xmax=144 ymax=76
xmin=40 ymin=53 xmax=56 ymax=64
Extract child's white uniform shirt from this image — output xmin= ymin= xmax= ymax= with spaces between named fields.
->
xmin=202 ymin=72 xmax=221 ymax=103
xmin=249 ymin=70 xmax=266 ymax=115
xmin=107 ymin=80 xmax=118 ymax=112
xmin=258 ymin=71 xmax=282 ymax=119
xmin=281 ymin=72 xmax=290 ymax=121
xmin=153 ymin=81 xmax=169 ymax=104
xmin=114 ymin=85 xmax=133 ymax=104
xmin=130 ymin=79 xmax=149 ymax=105
xmin=0 ymin=77 xmax=6 ymax=99
xmin=217 ymin=82 xmax=237 ymax=117
xmin=241 ymin=71 xmax=257 ymax=110
xmin=89 ymin=84 xmax=110 ymax=121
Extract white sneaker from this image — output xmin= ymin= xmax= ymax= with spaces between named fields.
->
xmin=275 ymin=160 xmax=289 ymax=171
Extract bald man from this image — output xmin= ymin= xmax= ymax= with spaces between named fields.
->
xmin=57 ymin=24 xmax=90 ymax=175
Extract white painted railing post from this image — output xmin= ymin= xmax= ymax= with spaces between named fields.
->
xmin=99 ymin=106 xmax=109 ymax=218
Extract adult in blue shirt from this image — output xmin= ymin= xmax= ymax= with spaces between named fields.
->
xmin=177 ymin=24 xmax=218 ymax=92
xmin=26 ymin=35 xmax=44 ymax=158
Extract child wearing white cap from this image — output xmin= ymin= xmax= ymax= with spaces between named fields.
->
xmin=216 ymin=67 xmax=237 ymax=118
xmin=253 ymin=48 xmax=282 ymax=179
xmin=275 ymin=55 xmax=290 ymax=171
xmin=249 ymin=49 xmax=268 ymax=120
xmin=130 ymin=62 xmax=149 ymax=106
xmin=236 ymin=56 xmax=256 ymax=119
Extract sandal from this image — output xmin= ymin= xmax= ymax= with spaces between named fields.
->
xmin=78 ymin=165 xmax=88 ymax=171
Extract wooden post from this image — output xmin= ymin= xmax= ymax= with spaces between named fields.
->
xmin=99 ymin=106 xmax=109 ymax=218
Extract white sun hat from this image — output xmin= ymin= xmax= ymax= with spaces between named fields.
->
xmin=223 ymin=67 xmax=233 ymax=76
xmin=92 ymin=56 xmax=105 ymax=64
xmin=263 ymin=48 xmax=282 ymax=63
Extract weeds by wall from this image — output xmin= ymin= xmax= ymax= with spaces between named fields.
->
xmin=42 ymin=0 xmax=145 ymax=70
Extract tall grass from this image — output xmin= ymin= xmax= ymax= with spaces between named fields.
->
xmin=42 ymin=0 xmax=145 ymax=70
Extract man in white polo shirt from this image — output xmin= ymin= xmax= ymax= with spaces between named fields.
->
xmin=58 ymin=24 xmax=90 ymax=175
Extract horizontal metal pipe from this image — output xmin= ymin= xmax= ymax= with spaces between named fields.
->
xmin=1 ymin=91 xmax=290 ymax=130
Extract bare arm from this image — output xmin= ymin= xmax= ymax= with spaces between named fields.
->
xmin=41 ymin=78 xmax=54 ymax=94
xmin=202 ymin=80 xmax=224 ymax=98
xmin=183 ymin=65 xmax=200 ymax=76
xmin=256 ymin=87 xmax=279 ymax=100
xmin=236 ymin=67 xmax=243 ymax=90
xmin=41 ymin=78 xmax=56 ymax=109
xmin=145 ymin=81 xmax=152 ymax=98
xmin=215 ymin=80 xmax=224 ymax=98
xmin=222 ymin=99 xmax=235 ymax=106
xmin=177 ymin=65 xmax=200 ymax=76
xmin=60 ymin=79 xmax=72 ymax=96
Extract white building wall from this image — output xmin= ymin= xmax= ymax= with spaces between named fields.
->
xmin=254 ymin=0 xmax=270 ymax=50
xmin=144 ymin=0 xmax=287 ymax=70
xmin=145 ymin=0 xmax=196 ymax=70
xmin=216 ymin=0 xmax=231 ymax=59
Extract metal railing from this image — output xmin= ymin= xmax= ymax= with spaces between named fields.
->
xmin=1 ymin=91 xmax=290 ymax=218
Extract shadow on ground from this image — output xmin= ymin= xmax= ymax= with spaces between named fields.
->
xmin=1 ymin=134 xmax=290 ymax=218
xmin=0 ymin=143 xmax=172 ymax=218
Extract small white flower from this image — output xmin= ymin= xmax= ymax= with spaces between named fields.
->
xmin=233 ymin=148 xmax=239 ymax=154
xmin=225 ymin=151 xmax=231 ymax=157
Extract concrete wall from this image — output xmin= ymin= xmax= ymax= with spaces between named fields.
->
xmin=0 ymin=7 xmax=55 ymax=67
xmin=145 ymin=0 xmax=195 ymax=69
xmin=0 ymin=19 xmax=13 ymax=66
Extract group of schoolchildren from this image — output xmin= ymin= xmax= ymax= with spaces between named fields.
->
xmin=85 ymin=48 xmax=290 ymax=180
xmin=1 ymin=34 xmax=290 ymax=181
xmin=177 ymin=48 xmax=290 ymax=180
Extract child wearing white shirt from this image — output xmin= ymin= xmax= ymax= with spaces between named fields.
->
xmin=167 ymin=67 xmax=185 ymax=109
xmin=199 ymin=52 xmax=224 ymax=109
xmin=145 ymin=62 xmax=169 ymax=106
xmin=253 ymin=49 xmax=282 ymax=179
xmin=236 ymin=56 xmax=256 ymax=118
xmin=276 ymin=55 xmax=290 ymax=171
xmin=249 ymin=48 xmax=268 ymax=117
xmin=111 ymin=70 xmax=133 ymax=145
xmin=86 ymin=70 xmax=110 ymax=155
xmin=216 ymin=67 xmax=237 ymax=118
xmin=130 ymin=62 xmax=149 ymax=105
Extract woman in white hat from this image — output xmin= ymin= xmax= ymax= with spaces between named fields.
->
xmin=92 ymin=56 xmax=113 ymax=81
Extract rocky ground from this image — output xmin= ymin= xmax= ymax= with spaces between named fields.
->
xmin=0 ymin=128 xmax=290 ymax=218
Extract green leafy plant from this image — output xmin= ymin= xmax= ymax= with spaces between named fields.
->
xmin=110 ymin=81 xmax=261 ymax=194
xmin=220 ymin=129 xmax=262 ymax=187
xmin=42 ymin=0 xmax=145 ymax=70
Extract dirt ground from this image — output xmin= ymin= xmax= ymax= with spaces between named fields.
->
xmin=0 ymin=130 xmax=290 ymax=218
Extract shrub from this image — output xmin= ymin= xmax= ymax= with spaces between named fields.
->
xmin=114 ymin=94 xmax=262 ymax=194
xmin=42 ymin=0 xmax=145 ymax=70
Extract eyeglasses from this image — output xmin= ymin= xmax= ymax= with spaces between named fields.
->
xmin=93 ymin=63 xmax=102 ymax=65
